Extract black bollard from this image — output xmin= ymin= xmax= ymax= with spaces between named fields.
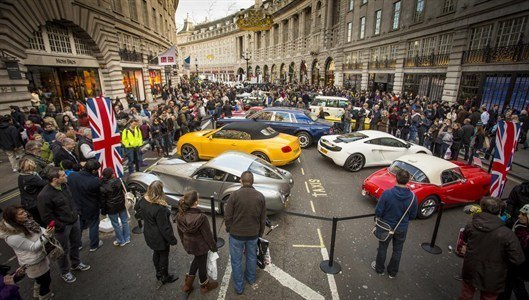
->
xmin=210 ymin=196 xmax=225 ymax=249
xmin=421 ymin=202 xmax=444 ymax=254
xmin=320 ymin=217 xmax=341 ymax=274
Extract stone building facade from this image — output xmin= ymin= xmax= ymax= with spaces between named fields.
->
xmin=0 ymin=0 xmax=178 ymax=113
xmin=177 ymin=0 xmax=529 ymax=111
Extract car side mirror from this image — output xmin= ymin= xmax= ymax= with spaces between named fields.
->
xmin=406 ymin=143 xmax=412 ymax=148
xmin=209 ymin=135 xmax=213 ymax=140
xmin=460 ymin=178 xmax=467 ymax=183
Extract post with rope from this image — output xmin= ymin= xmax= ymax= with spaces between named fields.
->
xmin=320 ymin=217 xmax=341 ymax=274
xmin=421 ymin=202 xmax=445 ymax=254
xmin=210 ymin=196 xmax=225 ymax=249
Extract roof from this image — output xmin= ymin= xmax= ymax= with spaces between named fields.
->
xmin=220 ymin=122 xmax=278 ymax=140
xmin=395 ymin=154 xmax=458 ymax=186
xmin=205 ymin=151 xmax=257 ymax=176
xmin=358 ymin=130 xmax=395 ymax=139
xmin=262 ymin=107 xmax=308 ymax=114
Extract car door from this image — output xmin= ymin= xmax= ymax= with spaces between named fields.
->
xmin=202 ymin=130 xmax=239 ymax=158
xmin=190 ymin=167 xmax=227 ymax=208
xmin=251 ymin=110 xmax=274 ymax=125
xmin=270 ymin=111 xmax=295 ymax=134
xmin=441 ymin=168 xmax=471 ymax=204
xmin=378 ymin=137 xmax=409 ymax=163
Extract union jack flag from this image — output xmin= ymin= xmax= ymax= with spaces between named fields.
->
xmin=490 ymin=121 xmax=521 ymax=197
xmin=87 ymin=97 xmax=124 ymax=177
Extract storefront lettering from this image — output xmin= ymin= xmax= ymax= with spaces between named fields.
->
xmin=55 ymin=58 xmax=77 ymax=65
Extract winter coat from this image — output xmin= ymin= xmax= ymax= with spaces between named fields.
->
xmin=224 ymin=186 xmax=266 ymax=239
xmin=0 ymin=123 xmax=22 ymax=151
xmin=0 ymin=220 xmax=47 ymax=266
xmin=99 ymin=178 xmax=126 ymax=215
xmin=0 ymin=275 xmax=22 ymax=300
xmin=53 ymin=147 xmax=79 ymax=167
xmin=461 ymin=124 xmax=474 ymax=145
xmin=511 ymin=221 xmax=529 ymax=281
xmin=506 ymin=182 xmax=529 ymax=226
xmin=67 ymin=170 xmax=101 ymax=220
xmin=176 ymin=208 xmax=217 ymax=256
xmin=21 ymin=153 xmax=51 ymax=179
xmin=462 ymin=212 xmax=525 ymax=293
xmin=135 ymin=197 xmax=177 ymax=250
xmin=375 ymin=186 xmax=418 ymax=233
xmin=18 ymin=173 xmax=47 ymax=209
xmin=37 ymin=184 xmax=79 ymax=232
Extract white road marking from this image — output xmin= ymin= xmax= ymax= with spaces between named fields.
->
xmin=310 ymin=200 xmax=315 ymax=213
xmin=297 ymin=158 xmax=301 ymax=163
xmin=217 ymin=256 xmax=232 ymax=300
xmin=143 ymin=157 xmax=158 ymax=161
xmin=305 ymin=181 xmax=310 ymax=194
xmin=320 ymin=248 xmax=340 ymax=300
xmin=301 ymin=167 xmax=305 ymax=175
xmin=201 ymin=119 xmax=212 ymax=130
xmin=264 ymin=263 xmax=325 ymax=300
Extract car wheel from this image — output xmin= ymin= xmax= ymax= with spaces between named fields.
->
xmin=181 ymin=144 xmax=199 ymax=162
xmin=343 ymin=153 xmax=365 ymax=172
xmin=417 ymin=151 xmax=427 ymax=154
xmin=418 ymin=196 xmax=439 ymax=219
xmin=252 ymin=151 xmax=270 ymax=162
xmin=296 ymin=131 xmax=313 ymax=148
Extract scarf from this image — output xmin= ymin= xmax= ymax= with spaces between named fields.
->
xmin=22 ymin=218 xmax=41 ymax=235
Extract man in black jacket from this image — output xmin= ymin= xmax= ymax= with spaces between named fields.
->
xmin=0 ymin=115 xmax=23 ymax=172
xmin=21 ymin=140 xmax=52 ymax=179
xmin=37 ymin=167 xmax=91 ymax=283
xmin=506 ymin=181 xmax=529 ymax=227
xmin=53 ymin=138 xmax=79 ymax=167
xmin=68 ymin=159 xmax=103 ymax=252
xmin=461 ymin=119 xmax=474 ymax=160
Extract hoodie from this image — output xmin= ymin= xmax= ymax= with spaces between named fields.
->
xmin=375 ymin=186 xmax=418 ymax=233
xmin=176 ymin=208 xmax=216 ymax=256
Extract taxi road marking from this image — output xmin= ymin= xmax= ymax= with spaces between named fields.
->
xmin=308 ymin=179 xmax=327 ymax=197
xmin=297 ymin=158 xmax=301 ymax=163
xmin=301 ymin=167 xmax=305 ymax=175
xmin=292 ymin=228 xmax=324 ymax=248
xmin=310 ymin=200 xmax=315 ymax=213
xmin=304 ymin=181 xmax=310 ymax=194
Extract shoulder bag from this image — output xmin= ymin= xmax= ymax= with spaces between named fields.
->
xmin=372 ymin=195 xmax=415 ymax=242
xmin=120 ymin=179 xmax=137 ymax=211
xmin=40 ymin=235 xmax=64 ymax=261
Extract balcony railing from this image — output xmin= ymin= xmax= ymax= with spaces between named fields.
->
xmin=404 ymin=53 xmax=450 ymax=67
xmin=462 ymin=42 xmax=529 ymax=64
xmin=343 ymin=60 xmax=363 ymax=70
xmin=368 ymin=58 xmax=396 ymax=69
xmin=119 ymin=48 xmax=143 ymax=62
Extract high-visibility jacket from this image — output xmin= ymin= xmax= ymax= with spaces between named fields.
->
xmin=121 ymin=126 xmax=143 ymax=148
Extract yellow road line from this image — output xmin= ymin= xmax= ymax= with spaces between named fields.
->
xmin=301 ymin=167 xmax=305 ymax=175
xmin=292 ymin=228 xmax=325 ymax=248
xmin=304 ymin=181 xmax=310 ymax=194
xmin=310 ymin=200 xmax=315 ymax=213
xmin=317 ymin=228 xmax=324 ymax=247
xmin=0 ymin=191 xmax=20 ymax=203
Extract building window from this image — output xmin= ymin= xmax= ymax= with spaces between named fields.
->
xmin=152 ymin=8 xmax=157 ymax=31
xmin=347 ymin=22 xmax=352 ymax=42
xmin=349 ymin=0 xmax=354 ymax=11
xmin=361 ymin=0 xmax=367 ymax=4
xmin=129 ymin=0 xmax=137 ymax=20
xmin=29 ymin=31 xmax=45 ymax=51
xmin=392 ymin=1 xmax=401 ymax=30
xmin=407 ymin=40 xmax=420 ymax=58
xmin=496 ymin=17 xmax=527 ymax=47
xmin=414 ymin=0 xmax=425 ymax=23
xmin=159 ymin=14 xmax=163 ymax=33
xmin=421 ymin=36 xmax=437 ymax=55
xmin=438 ymin=33 xmax=453 ymax=54
xmin=112 ymin=0 xmax=122 ymax=12
xmin=442 ymin=0 xmax=455 ymax=14
xmin=359 ymin=17 xmax=366 ymax=39
xmin=142 ymin=0 xmax=149 ymax=27
xmin=74 ymin=36 xmax=93 ymax=56
xmin=389 ymin=44 xmax=398 ymax=59
xmin=47 ymin=24 xmax=72 ymax=54
xmin=374 ymin=10 xmax=382 ymax=35
xmin=469 ymin=25 xmax=492 ymax=50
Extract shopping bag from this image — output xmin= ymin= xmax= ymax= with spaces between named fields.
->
xmin=207 ymin=251 xmax=219 ymax=280
xmin=257 ymin=238 xmax=270 ymax=269
xmin=455 ymin=227 xmax=467 ymax=258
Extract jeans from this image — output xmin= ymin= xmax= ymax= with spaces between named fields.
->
xmin=125 ymin=147 xmax=140 ymax=173
xmin=108 ymin=209 xmax=130 ymax=245
xmin=229 ymin=235 xmax=258 ymax=294
xmin=409 ymin=128 xmax=418 ymax=142
xmin=54 ymin=219 xmax=81 ymax=275
xmin=342 ymin=122 xmax=351 ymax=133
xmin=2 ymin=148 xmax=23 ymax=170
xmin=81 ymin=217 xmax=100 ymax=249
xmin=440 ymin=143 xmax=450 ymax=159
xmin=374 ymin=229 xmax=407 ymax=276
xmin=189 ymin=253 xmax=208 ymax=282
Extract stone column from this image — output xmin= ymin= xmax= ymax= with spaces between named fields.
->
xmin=361 ymin=49 xmax=370 ymax=91
xmin=392 ymin=42 xmax=407 ymax=94
xmin=442 ymin=29 xmax=467 ymax=103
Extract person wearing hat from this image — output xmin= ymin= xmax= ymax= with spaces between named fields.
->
xmin=498 ymin=204 xmax=529 ymax=299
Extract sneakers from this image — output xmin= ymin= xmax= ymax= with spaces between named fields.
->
xmin=12 ymin=168 xmax=17 ymax=173
xmin=389 ymin=274 xmax=396 ymax=279
xmin=72 ymin=262 xmax=91 ymax=271
xmin=89 ymin=240 xmax=104 ymax=252
xmin=371 ymin=261 xmax=384 ymax=275
xmin=122 ymin=240 xmax=131 ymax=246
xmin=61 ymin=272 xmax=76 ymax=283
xmin=113 ymin=241 xmax=122 ymax=246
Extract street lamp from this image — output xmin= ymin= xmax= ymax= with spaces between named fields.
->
xmin=241 ymin=50 xmax=252 ymax=81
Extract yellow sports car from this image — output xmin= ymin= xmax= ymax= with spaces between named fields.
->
xmin=177 ymin=122 xmax=301 ymax=166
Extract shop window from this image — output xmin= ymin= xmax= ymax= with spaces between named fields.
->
xmin=510 ymin=75 xmax=529 ymax=112
xmin=29 ymin=31 xmax=45 ymax=51
xmin=458 ymin=73 xmax=481 ymax=101
xmin=47 ymin=25 xmax=72 ymax=54
xmin=404 ymin=73 xmax=445 ymax=100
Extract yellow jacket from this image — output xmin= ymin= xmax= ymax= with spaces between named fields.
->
xmin=121 ymin=126 xmax=143 ymax=148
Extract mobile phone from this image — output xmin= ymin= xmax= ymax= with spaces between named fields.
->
xmin=48 ymin=221 xmax=55 ymax=229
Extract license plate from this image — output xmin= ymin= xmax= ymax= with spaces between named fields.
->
xmin=320 ymin=148 xmax=328 ymax=154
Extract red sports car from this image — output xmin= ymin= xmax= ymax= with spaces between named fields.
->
xmin=231 ymin=106 xmax=263 ymax=118
xmin=361 ymin=154 xmax=492 ymax=218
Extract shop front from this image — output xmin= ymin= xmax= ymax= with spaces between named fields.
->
xmin=122 ymin=69 xmax=145 ymax=102
xmin=403 ymin=73 xmax=445 ymax=101
xmin=368 ymin=73 xmax=394 ymax=92
xmin=343 ymin=74 xmax=362 ymax=92
xmin=149 ymin=69 xmax=162 ymax=96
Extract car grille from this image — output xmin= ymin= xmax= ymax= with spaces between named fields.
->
xmin=320 ymin=139 xmax=342 ymax=152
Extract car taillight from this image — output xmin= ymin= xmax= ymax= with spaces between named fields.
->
xmin=281 ymin=146 xmax=292 ymax=153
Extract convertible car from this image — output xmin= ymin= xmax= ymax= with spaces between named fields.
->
xmin=361 ymin=154 xmax=491 ymax=218
xmin=127 ymin=151 xmax=293 ymax=214
xmin=216 ymin=107 xmax=333 ymax=148
xmin=318 ymin=130 xmax=432 ymax=172
xmin=177 ymin=122 xmax=301 ymax=166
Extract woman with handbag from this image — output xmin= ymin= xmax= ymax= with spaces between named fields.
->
xmin=18 ymin=158 xmax=48 ymax=226
xmin=99 ymin=168 xmax=131 ymax=247
xmin=176 ymin=190 xmax=218 ymax=294
xmin=0 ymin=205 xmax=54 ymax=300
xmin=134 ymin=180 xmax=178 ymax=286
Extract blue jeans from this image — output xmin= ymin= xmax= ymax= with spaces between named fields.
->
xmin=81 ymin=217 xmax=100 ymax=250
xmin=374 ymin=229 xmax=407 ymax=277
xmin=108 ymin=210 xmax=130 ymax=244
xmin=125 ymin=147 xmax=140 ymax=173
xmin=229 ymin=235 xmax=258 ymax=294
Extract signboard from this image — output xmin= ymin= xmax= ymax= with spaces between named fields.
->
xmin=5 ymin=61 xmax=22 ymax=79
xmin=158 ymin=45 xmax=177 ymax=66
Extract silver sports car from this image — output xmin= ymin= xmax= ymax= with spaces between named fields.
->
xmin=126 ymin=151 xmax=294 ymax=214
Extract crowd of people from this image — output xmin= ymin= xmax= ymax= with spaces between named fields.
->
xmin=0 ymin=79 xmax=528 ymax=298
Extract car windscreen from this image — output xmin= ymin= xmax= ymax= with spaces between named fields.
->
xmin=248 ymin=159 xmax=282 ymax=180
xmin=260 ymin=126 xmax=278 ymax=137
xmin=305 ymin=111 xmax=318 ymax=122
xmin=388 ymin=161 xmax=430 ymax=183
xmin=334 ymin=132 xmax=368 ymax=143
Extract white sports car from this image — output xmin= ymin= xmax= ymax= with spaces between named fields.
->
xmin=317 ymin=130 xmax=432 ymax=172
